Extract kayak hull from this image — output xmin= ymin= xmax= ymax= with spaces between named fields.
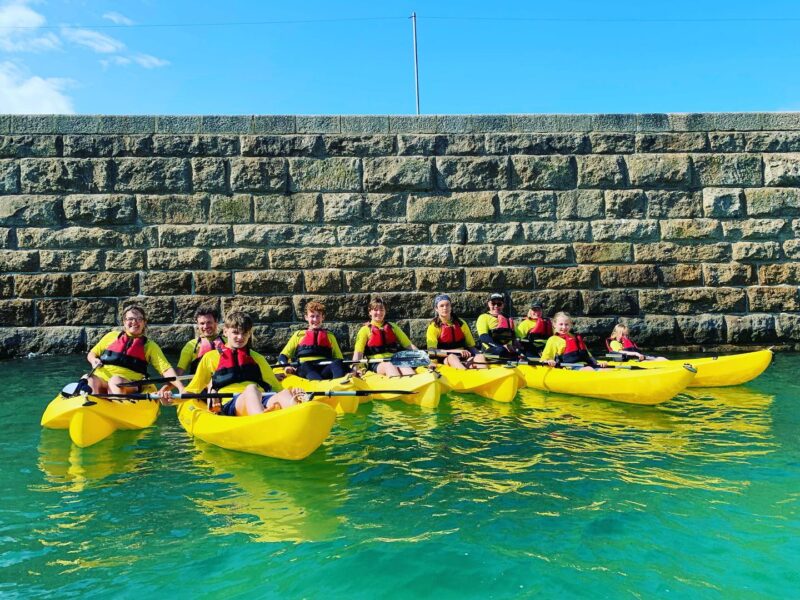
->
xmin=518 ymin=364 xmax=696 ymax=405
xmin=628 ymin=349 xmax=773 ymax=387
xmin=176 ymin=399 xmax=335 ymax=460
xmin=436 ymin=365 xmax=522 ymax=403
xmin=41 ymin=393 xmax=160 ymax=448
xmin=278 ymin=372 xmax=361 ymax=414
xmin=357 ymin=371 xmax=443 ymax=408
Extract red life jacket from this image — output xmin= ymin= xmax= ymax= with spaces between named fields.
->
xmin=525 ymin=317 xmax=553 ymax=341
xmin=99 ymin=332 xmax=149 ymax=376
xmin=211 ymin=347 xmax=270 ymax=392
xmin=365 ymin=322 xmax=402 ymax=357
xmin=605 ymin=336 xmax=640 ymax=352
xmin=437 ymin=319 xmax=466 ymax=350
xmin=556 ymin=332 xmax=592 ymax=364
xmin=190 ymin=335 xmax=226 ymax=373
xmin=490 ymin=314 xmax=515 ymax=345
xmin=296 ymin=329 xmax=333 ymax=359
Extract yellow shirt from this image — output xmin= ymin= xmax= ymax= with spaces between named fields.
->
xmin=177 ymin=335 xmax=226 ymax=372
xmin=91 ymin=330 xmax=172 ymax=382
xmin=353 ymin=321 xmax=412 ymax=359
xmin=425 ymin=319 xmax=476 ymax=349
xmin=186 ymin=348 xmax=280 ymax=394
xmin=539 ymin=335 xmax=597 ymax=363
xmin=475 ymin=313 xmax=516 ymax=337
xmin=279 ymin=329 xmax=344 ymax=362
xmin=608 ymin=339 xmax=624 ymax=352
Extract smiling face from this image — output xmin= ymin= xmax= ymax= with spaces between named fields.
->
xmin=527 ymin=307 xmax=543 ymax=320
xmin=305 ymin=310 xmax=324 ymax=329
xmin=196 ymin=314 xmax=218 ymax=338
xmin=554 ymin=315 xmax=572 ymax=335
xmin=369 ymin=304 xmax=386 ymax=324
xmin=223 ymin=326 xmax=251 ymax=349
xmin=488 ymin=299 xmax=504 ymax=316
xmin=122 ymin=309 xmax=146 ymax=336
xmin=435 ymin=299 xmax=452 ymax=321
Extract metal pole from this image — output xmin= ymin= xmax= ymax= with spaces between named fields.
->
xmin=411 ymin=11 xmax=420 ymax=115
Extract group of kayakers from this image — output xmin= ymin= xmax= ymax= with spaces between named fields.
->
xmin=83 ymin=292 xmax=657 ymax=417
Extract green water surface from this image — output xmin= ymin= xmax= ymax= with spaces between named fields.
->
xmin=1 ymin=354 xmax=798 ymax=599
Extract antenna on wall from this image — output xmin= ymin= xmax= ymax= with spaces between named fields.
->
xmin=411 ymin=11 xmax=420 ymax=115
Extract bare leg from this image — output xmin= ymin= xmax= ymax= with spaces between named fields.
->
xmin=377 ymin=362 xmax=402 ymax=377
xmin=107 ymin=375 xmax=131 ymax=394
xmin=263 ymin=388 xmax=301 ymax=411
xmin=444 ymin=353 xmax=467 ymax=370
xmin=234 ymin=384 xmax=269 ymax=415
xmin=471 ymin=353 xmax=488 ymax=369
xmin=87 ymin=375 xmax=110 ymax=394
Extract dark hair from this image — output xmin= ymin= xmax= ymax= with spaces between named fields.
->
xmin=368 ymin=296 xmax=387 ymax=312
xmin=432 ymin=314 xmax=464 ymax=328
xmin=194 ymin=304 xmax=220 ymax=322
xmin=224 ymin=311 xmax=254 ymax=333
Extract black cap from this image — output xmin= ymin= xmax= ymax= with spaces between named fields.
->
xmin=531 ymin=300 xmax=543 ymax=309
xmin=488 ymin=293 xmax=505 ymax=302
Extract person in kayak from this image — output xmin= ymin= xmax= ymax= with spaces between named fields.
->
xmin=541 ymin=312 xmax=608 ymax=371
xmin=86 ymin=305 xmax=185 ymax=396
xmin=515 ymin=300 xmax=553 ymax=358
xmin=352 ymin=297 xmax=418 ymax=377
xmin=475 ymin=293 xmax=520 ymax=360
xmin=278 ymin=301 xmax=347 ymax=380
xmin=606 ymin=323 xmax=667 ymax=362
xmin=175 ymin=304 xmax=226 ymax=376
xmin=165 ymin=311 xmax=304 ymax=415
xmin=426 ymin=294 xmax=487 ymax=370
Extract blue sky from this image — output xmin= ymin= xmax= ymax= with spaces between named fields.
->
xmin=1 ymin=0 xmax=800 ymax=115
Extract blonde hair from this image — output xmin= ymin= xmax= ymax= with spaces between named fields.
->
xmin=553 ymin=311 xmax=572 ymax=324
xmin=610 ymin=323 xmax=629 ymax=340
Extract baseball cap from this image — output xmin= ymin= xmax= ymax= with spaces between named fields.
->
xmin=488 ymin=293 xmax=505 ymax=302
xmin=531 ymin=300 xmax=543 ymax=309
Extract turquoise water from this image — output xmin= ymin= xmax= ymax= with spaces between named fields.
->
xmin=1 ymin=355 xmax=798 ymax=599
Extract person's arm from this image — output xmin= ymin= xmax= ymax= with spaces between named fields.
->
xmin=175 ymin=339 xmax=197 ymax=376
xmin=425 ymin=323 xmax=439 ymax=350
xmin=460 ymin=321 xmax=478 ymax=355
xmin=255 ymin=355 xmax=282 ymax=392
xmin=148 ymin=342 xmax=186 ymax=393
xmin=540 ymin=337 xmax=564 ymax=364
xmin=328 ymin=333 xmax=344 ymax=360
xmin=185 ymin=352 xmax=214 ymax=394
xmin=392 ymin=324 xmax=416 ymax=350
xmin=87 ymin=331 xmax=115 ymax=368
xmin=351 ymin=327 xmax=368 ymax=362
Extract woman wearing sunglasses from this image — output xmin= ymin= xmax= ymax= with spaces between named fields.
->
xmin=474 ymin=293 xmax=519 ymax=360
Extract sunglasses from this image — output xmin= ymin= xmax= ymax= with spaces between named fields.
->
xmin=489 ymin=300 xmax=504 ymax=306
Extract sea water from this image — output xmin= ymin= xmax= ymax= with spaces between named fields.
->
xmin=1 ymin=354 xmax=798 ymax=599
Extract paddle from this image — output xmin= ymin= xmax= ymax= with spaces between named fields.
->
xmin=117 ymin=374 xmax=193 ymax=389
xmin=83 ymin=389 xmax=414 ymax=404
xmin=605 ymin=351 xmax=659 ymax=362
xmin=276 ymin=350 xmax=431 ymax=370
xmin=61 ymin=362 xmax=103 ymax=397
xmin=484 ymin=354 xmax=649 ymax=371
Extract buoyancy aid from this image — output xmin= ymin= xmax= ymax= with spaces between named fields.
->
xmin=365 ymin=322 xmax=402 ymax=356
xmin=99 ymin=332 xmax=149 ymax=376
xmin=525 ymin=317 xmax=553 ymax=341
xmin=296 ymin=329 xmax=333 ymax=359
xmin=490 ymin=314 xmax=515 ymax=345
xmin=557 ymin=333 xmax=592 ymax=364
xmin=190 ymin=335 xmax=226 ymax=373
xmin=437 ymin=319 xmax=466 ymax=350
xmin=605 ymin=335 xmax=640 ymax=352
xmin=211 ymin=347 xmax=270 ymax=391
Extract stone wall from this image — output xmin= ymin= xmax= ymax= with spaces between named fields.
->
xmin=2 ymin=113 xmax=800 ymax=358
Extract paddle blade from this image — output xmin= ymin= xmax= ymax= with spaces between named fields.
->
xmin=62 ymin=378 xmax=92 ymax=397
xmin=390 ymin=350 xmax=430 ymax=368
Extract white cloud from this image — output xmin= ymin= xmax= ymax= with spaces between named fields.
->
xmin=132 ymin=53 xmax=168 ymax=68
xmin=61 ymin=27 xmax=125 ymax=53
xmin=0 ymin=61 xmax=74 ymax=113
xmin=100 ymin=55 xmax=131 ymax=68
xmin=0 ymin=0 xmax=61 ymax=52
xmin=102 ymin=11 xmax=134 ymax=26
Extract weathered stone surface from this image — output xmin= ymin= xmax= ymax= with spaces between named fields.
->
xmin=577 ymin=155 xmax=627 ymax=188
xmin=235 ymin=271 xmax=303 ymax=294
xmin=336 ymin=225 xmax=376 ymax=246
xmin=363 ymin=157 xmax=433 ymax=192
xmin=435 ymin=157 xmax=507 ymax=191
xmin=498 ymin=191 xmax=556 ymax=220
xmin=658 ymin=264 xmax=703 ymax=287
xmin=702 ymin=188 xmax=744 ymax=217
xmin=0 ymin=160 xmax=19 ymax=193
xmin=676 ymin=314 xmax=726 ymax=345
xmin=487 ymin=133 xmax=588 ymax=155
xmin=19 ymin=159 xmax=110 ymax=193
xmin=140 ymin=325 xmax=195 ymax=351
xmin=660 ymin=218 xmax=721 ymax=240
xmin=138 ymin=194 xmax=208 ymax=224
xmin=646 ymin=190 xmax=702 ymax=218
xmin=725 ymin=314 xmax=777 ymax=343
xmin=292 ymin=293 xmax=371 ymax=321
xmin=465 ymin=267 xmax=506 ymax=291
xmin=364 ymin=193 xmax=407 ymax=222
xmin=173 ymin=296 xmax=222 ymax=323
xmin=194 ymin=271 xmax=232 ymax=295
xmin=510 ymin=156 xmax=576 ymax=190
xmin=747 ymin=286 xmax=800 ymax=312
xmin=732 ymin=241 xmax=780 ymax=261
xmin=722 ymin=219 xmax=787 ymax=240
xmin=605 ymin=190 xmax=646 ymax=219
xmin=407 ymin=192 xmax=496 ymax=223
xmin=404 ymin=245 xmax=451 ymax=267
xmin=191 ymin=158 xmax=227 ymax=192
xmin=746 ymin=188 xmax=800 ymax=216
xmin=0 ymin=228 xmax=11 ymax=249
xmin=0 ymin=250 xmax=39 ymax=273
xmin=522 ymin=221 xmax=591 ymax=242
xmin=105 ymin=250 xmax=146 ymax=271
xmin=588 ymin=133 xmax=634 ymax=154
xmin=322 ymin=193 xmax=363 ymax=222
xmin=0 ymin=299 xmax=34 ymax=325
xmin=38 ymin=299 xmax=117 ymax=325
xmin=254 ymin=193 xmax=320 ymax=223
xmin=73 ymin=272 xmax=139 ymax=297
xmin=150 ymin=135 xmax=239 ymax=157
xmin=451 ymin=244 xmax=497 ymax=266
xmin=114 ymin=158 xmax=190 ymax=193
xmin=39 ymin=250 xmax=102 ymax=272
xmin=626 ymin=154 xmax=691 ymax=188
xmin=614 ymin=315 xmax=677 ymax=347
xmin=497 ymin=244 xmax=571 ymax=265
xmin=764 ymin=154 xmax=800 ymax=186
xmin=0 ymin=195 xmax=62 ymax=227
xmin=430 ymin=223 xmax=465 ymax=244
xmin=324 ymin=135 xmax=395 ymax=156
xmin=289 ymin=158 xmax=361 ymax=192
xmin=635 ymin=242 xmax=731 ymax=263
xmin=508 ymin=290 xmax=581 ymax=315
xmin=639 ymin=288 xmax=746 ymax=314
xmin=465 ymin=223 xmax=520 ymax=244
xmin=158 ymin=225 xmax=231 ymax=248
xmin=759 ymin=263 xmax=800 ymax=284
xmin=344 ymin=269 xmax=415 ymax=293
xmin=229 ymin=158 xmax=287 ymax=192
xmin=141 ymin=271 xmax=191 ymax=296
xmin=210 ymin=248 xmax=270 ymax=269
xmin=270 ymin=246 xmax=402 ymax=269
xmin=0 ymin=135 xmax=58 ymax=158
xmin=15 ymin=274 xmax=70 ymax=297
xmin=582 ymin=290 xmax=639 ymax=315
xmin=209 ymin=194 xmax=252 ymax=223
xmin=122 ymin=296 xmax=173 ymax=325
xmin=573 ymin=242 xmax=632 ymax=263
xmin=415 ymin=267 xmax=463 ymax=291
xmin=555 ymin=189 xmax=604 ymax=219
xmin=370 ymin=292 xmax=432 ymax=320
xmin=0 ymin=326 xmax=83 ymax=357
xmin=598 ymin=265 xmax=658 ymax=287
xmin=693 ymin=154 xmax=762 ymax=187
xmin=592 ymin=220 xmax=659 ymax=241
xmin=63 ymin=135 xmax=151 ymax=157
xmin=636 ymin=133 xmax=708 ymax=153
xmin=303 ymin=269 xmax=341 ymax=293
xmin=776 ymin=313 xmax=800 ymax=341
xmin=704 ymin=263 xmax=755 ymax=286
xmin=536 ymin=266 xmax=595 ymax=289
xmin=377 ymin=224 xmax=429 ymax=246
xmin=148 ymin=248 xmax=208 ymax=270
xmin=397 ymin=135 xmax=440 ymax=156
xmin=63 ymin=194 xmax=136 ymax=225
xmin=16 ymin=226 xmax=155 ymax=249
xmin=241 ymin=135 xmax=321 ymax=157
xmin=233 ymin=224 xmax=337 ymax=247
xmin=0 ymin=275 xmax=12 ymax=298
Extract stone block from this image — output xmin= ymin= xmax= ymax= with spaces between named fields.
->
xmin=208 ymin=194 xmax=252 ymax=223
xmin=324 ymin=135 xmax=395 ymax=156
xmin=9 ymin=115 xmax=55 ymax=134
xmin=38 ymin=299 xmax=117 ymax=325
xmin=140 ymin=272 xmax=191 ymax=296
xmin=121 ymin=297 xmax=173 ymax=325
xmin=634 ymin=242 xmax=731 ymax=263
xmin=536 ymin=266 xmax=595 ymax=289
xmin=229 ymin=158 xmax=288 ymax=193
xmin=210 ymin=248 xmax=270 ymax=269
xmin=722 ymin=219 xmax=787 ymax=240
xmin=0 ymin=250 xmax=37 ymax=272
xmin=337 ymin=225 xmax=376 ymax=246
xmin=151 ymin=135 xmax=239 ymax=156
xmin=142 ymin=325 xmax=195 ymax=351
xmin=485 ymin=133 xmax=588 ymax=154
xmin=640 ymin=288 xmax=746 ymax=314
xmin=241 ymin=135 xmax=321 ymax=157
xmin=577 ymin=155 xmax=627 ymax=189
xmin=340 ymin=116 xmax=390 ymax=134
xmin=173 ymin=296 xmax=222 ymax=323
xmin=508 ymin=290 xmax=582 ymax=315
xmin=764 ymin=154 xmax=800 ymax=186
xmin=522 ymin=221 xmax=591 ymax=242
xmin=776 ymin=313 xmax=800 ymax=341
xmin=660 ymin=218 xmax=721 ymax=240
xmin=464 ymin=223 xmax=519 ymax=245
xmin=158 ymin=225 xmax=231 ymax=248
xmin=598 ymin=265 xmax=659 ymax=287
xmin=250 ymin=115 xmax=296 ymax=134
xmin=435 ymin=157 xmax=508 ymax=191
xmin=0 ymin=326 xmax=84 ymax=357
xmin=512 ymin=114 xmax=593 ymax=133
xmin=635 ymin=133 xmax=708 ymax=153
xmin=707 ymin=132 xmax=746 ymax=152
xmin=114 ymin=158 xmax=191 ymax=193
xmin=191 ymin=158 xmax=227 ymax=192
xmin=15 ymin=274 xmax=70 ymax=298
xmin=430 ymin=224 xmax=465 ymax=244
xmin=556 ymin=189 xmax=605 ymax=219
xmin=591 ymin=219 xmax=659 ymax=241
xmin=73 ymin=272 xmax=139 ymax=297
xmin=588 ymin=133 xmax=635 ymax=154
xmin=465 ymin=268 xmax=506 ymax=291
xmin=294 ymin=293 xmax=372 ymax=321
xmin=397 ymin=135 xmax=441 ymax=156
xmin=0 ymin=160 xmax=19 ymax=193
xmin=498 ymin=191 xmax=556 ymax=220
xmin=235 ymin=271 xmax=303 ymax=294
xmin=147 ymin=249 xmax=208 ymax=270
xmin=702 ymin=188 xmax=744 ymax=218
xmin=0 ymin=195 xmax=62 ymax=226
xmin=254 ymin=193 xmax=320 ymax=223
xmin=39 ymin=250 xmax=102 ymax=272
xmin=270 ymin=246 xmax=402 ymax=269
xmin=105 ymin=250 xmax=146 ymax=271
xmin=573 ymin=242 xmax=632 ymax=264
xmin=746 ymin=188 xmax=800 ymax=216
xmin=784 ymin=239 xmax=800 ymax=259
xmin=304 ymin=269 xmax=341 ymax=293
xmin=605 ymin=190 xmax=646 ymax=219
xmin=370 ymin=292 xmax=431 ymax=320
xmin=646 ymin=190 xmax=702 ymax=218
xmin=296 ymin=116 xmax=340 ymax=134
xmin=759 ymin=263 xmax=800 ymax=285
xmin=288 ymin=158 xmax=361 ymax=192
xmin=233 ymin=224 xmax=337 ymax=247
xmin=436 ymin=134 xmax=486 ymax=155
xmin=194 ymin=271 xmax=232 ymax=295
xmin=693 ymin=154 xmax=763 ymax=187
xmin=732 ymin=241 xmax=781 ymax=261
xmin=374 ymin=224 xmax=425 ymax=246
xmin=404 ymin=245 xmax=451 ymax=267
xmin=626 ymin=154 xmax=691 ymax=189
xmin=614 ymin=315 xmax=677 ymax=347
xmin=138 ymin=194 xmax=208 ymax=224
xmin=582 ymin=290 xmax=639 ymax=315
xmin=676 ymin=314 xmax=726 ymax=345
xmin=704 ymin=263 xmax=755 ymax=286
xmin=451 ymin=244 xmax=496 ymax=266
xmin=658 ymin=264 xmax=703 ymax=287
xmin=363 ymin=157 xmax=433 ymax=192
xmin=364 ymin=193 xmax=407 ymax=222
xmin=0 ymin=299 xmax=34 ymax=325
xmin=322 ymin=193 xmax=363 ymax=221
xmin=0 ymin=135 xmax=58 ymax=158
xmin=496 ymin=244 xmax=571 ymax=265
xmin=19 ymin=158 xmax=110 ymax=193
xmin=725 ymin=314 xmax=777 ymax=343
xmin=407 ymin=192 xmax=496 ymax=222
xmin=63 ymin=194 xmax=136 ymax=225
xmin=222 ymin=295 xmax=297 ymax=322
xmin=389 ymin=116 xmax=439 ymax=134
xmin=510 ymin=156 xmax=576 ymax=190
xmin=415 ymin=267 xmax=463 ymax=291
xmin=0 ymin=275 xmax=12 ymax=298
xmin=63 ymin=135 xmax=152 ymax=158
xmin=747 ymin=286 xmax=800 ymax=312
xmin=343 ymin=269 xmax=415 ymax=293
xmin=0 ymin=228 xmax=10 ymax=249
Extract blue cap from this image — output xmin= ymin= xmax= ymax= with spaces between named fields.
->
xmin=433 ymin=294 xmax=451 ymax=309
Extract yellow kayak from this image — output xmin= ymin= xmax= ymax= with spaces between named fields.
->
xmin=436 ymin=364 xmax=523 ymax=403
xmin=41 ymin=393 xmax=160 ymax=448
xmin=357 ymin=371 xmax=443 ymax=408
xmin=622 ymin=349 xmax=773 ymax=387
xmin=517 ymin=364 xmax=696 ymax=405
xmin=275 ymin=369 xmax=361 ymax=415
xmin=176 ymin=399 xmax=336 ymax=460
